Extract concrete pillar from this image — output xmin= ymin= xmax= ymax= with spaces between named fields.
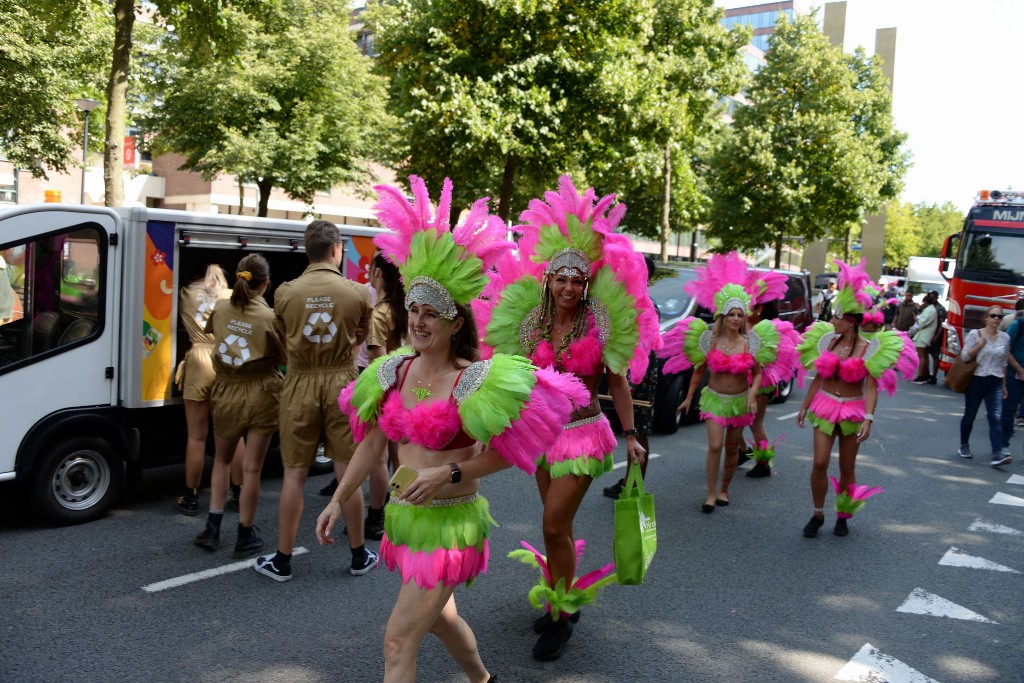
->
xmin=802 ymin=2 xmax=850 ymax=282
xmin=860 ymin=27 xmax=897 ymax=281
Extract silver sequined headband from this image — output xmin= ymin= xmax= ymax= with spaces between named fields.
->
xmin=405 ymin=276 xmax=458 ymax=320
xmin=545 ymin=248 xmax=591 ymax=278
xmin=719 ymin=297 xmax=748 ymax=316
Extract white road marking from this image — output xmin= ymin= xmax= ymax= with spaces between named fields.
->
xmin=777 ymin=411 xmax=800 ymax=421
xmin=989 ymin=492 xmax=1024 ymax=507
xmin=142 ymin=547 xmax=310 ymax=593
xmin=896 ymin=588 xmax=998 ymax=623
xmin=1007 ymin=474 xmax=1024 ymax=486
xmin=939 ymin=547 xmax=1020 ymax=573
xmin=613 ymin=453 xmax=661 ymax=470
xmin=834 ymin=643 xmax=939 ymax=683
xmin=969 ymin=518 xmax=1024 ymax=536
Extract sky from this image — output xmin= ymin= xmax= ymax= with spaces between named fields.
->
xmin=721 ymin=0 xmax=1024 ymax=212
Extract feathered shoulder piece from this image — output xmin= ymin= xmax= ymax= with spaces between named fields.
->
xmin=658 ymin=317 xmax=709 ymax=375
xmin=337 ymin=349 xmax=590 ymax=474
xmin=685 ymin=252 xmax=752 ymax=316
xmin=479 ymin=175 xmax=660 ymax=382
xmin=868 ymin=329 xmax=918 ymax=396
xmin=797 ymin=321 xmax=836 ymax=370
xmin=373 ymin=176 xmax=512 ymax=319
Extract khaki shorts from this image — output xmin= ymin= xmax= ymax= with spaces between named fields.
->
xmin=279 ymin=367 xmax=357 ymax=469
xmin=210 ymin=373 xmax=282 ymax=442
xmin=183 ymin=345 xmax=216 ymax=402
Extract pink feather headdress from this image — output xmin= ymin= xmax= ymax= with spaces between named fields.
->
xmin=684 ymin=252 xmax=752 ymax=316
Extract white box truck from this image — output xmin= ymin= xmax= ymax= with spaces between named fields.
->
xmin=0 ymin=204 xmax=380 ymax=525
xmin=905 ymin=256 xmax=949 ymax=308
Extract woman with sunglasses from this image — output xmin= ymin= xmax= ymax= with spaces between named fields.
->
xmin=958 ymin=305 xmax=1013 ymax=466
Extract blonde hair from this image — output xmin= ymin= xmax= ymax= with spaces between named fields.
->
xmin=202 ymin=263 xmax=228 ymax=296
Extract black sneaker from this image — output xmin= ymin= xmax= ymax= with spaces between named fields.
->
xmin=233 ymin=526 xmax=265 ymax=559
xmin=533 ymin=610 xmax=581 ymax=634
xmin=602 ymin=479 xmax=625 ymax=499
xmin=254 ymin=553 xmax=292 ymax=582
xmin=319 ymin=479 xmax=339 ymax=497
xmin=834 ymin=518 xmax=849 ymax=537
xmin=803 ymin=516 xmax=824 ymax=538
xmin=365 ymin=507 xmax=385 ymax=541
xmin=176 ymin=494 xmax=199 ymax=516
xmin=350 ymin=549 xmax=379 ymax=576
xmin=746 ymin=462 xmax=771 ymax=478
xmin=532 ymin=619 xmax=573 ymax=661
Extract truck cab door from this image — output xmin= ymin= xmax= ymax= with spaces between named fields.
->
xmin=0 ymin=206 xmax=120 ymax=481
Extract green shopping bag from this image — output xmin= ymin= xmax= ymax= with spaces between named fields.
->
xmin=613 ymin=465 xmax=657 ymax=586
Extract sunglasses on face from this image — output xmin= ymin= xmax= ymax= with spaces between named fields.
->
xmin=990 ymin=313 xmax=1005 ymax=319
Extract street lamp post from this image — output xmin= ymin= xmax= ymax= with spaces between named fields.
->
xmin=74 ymin=98 xmax=100 ymax=204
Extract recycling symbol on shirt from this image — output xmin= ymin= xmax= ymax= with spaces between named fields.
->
xmin=194 ymin=300 xmax=216 ymax=327
xmin=303 ymin=312 xmax=338 ymax=344
xmin=218 ymin=334 xmax=250 ymax=367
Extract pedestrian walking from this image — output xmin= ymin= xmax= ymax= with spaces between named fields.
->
xmin=958 ymin=305 xmax=1013 ymax=466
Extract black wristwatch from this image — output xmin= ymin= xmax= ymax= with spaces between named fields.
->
xmin=622 ymin=428 xmax=639 ymax=437
xmin=448 ymin=462 xmax=462 ymax=484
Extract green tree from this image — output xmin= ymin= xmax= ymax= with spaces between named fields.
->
xmin=589 ymin=0 xmax=749 ymax=261
xmin=144 ymin=2 xmax=395 ymax=216
xmin=883 ymin=201 xmax=920 ymax=269
xmin=915 ymin=201 xmax=963 ymax=257
xmin=704 ymin=14 xmax=909 ymax=268
xmin=0 ymin=0 xmax=110 ymax=176
xmin=365 ymin=0 xmax=661 ymax=221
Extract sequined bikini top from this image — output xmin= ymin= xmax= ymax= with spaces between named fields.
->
xmin=376 ymin=358 xmax=476 ymax=451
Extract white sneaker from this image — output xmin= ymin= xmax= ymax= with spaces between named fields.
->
xmin=991 ymin=454 xmax=1013 ymax=467
xmin=958 ymin=446 xmax=972 ymax=459
xmin=1000 ymin=447 xmax=1012 ymax=457
xmin=1016 ymin=418 xmax=1024 ymax=427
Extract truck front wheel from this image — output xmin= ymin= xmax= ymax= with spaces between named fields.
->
xmin=30 ymin=437 xmax=124 ymax=525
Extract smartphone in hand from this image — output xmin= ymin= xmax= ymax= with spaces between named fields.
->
xmin=389 ymin=465 xmax=435 ymax=505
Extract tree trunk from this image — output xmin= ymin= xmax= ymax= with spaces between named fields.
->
xmin=103 ymin=0 xmax=134 ymax=207
xmin=238 ymin=176 xmax=244 ymax=214
xmin=774 ymin=234 xmax=783 ymax=269
xmin=659 ymin=144 xmax=672 ymax=263
xmin=496 ymin=154 xmax=519 ymax=222
xmin=257 ymin=177 xmax=273 ymax=217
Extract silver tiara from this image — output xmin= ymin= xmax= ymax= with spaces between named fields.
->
xmin=405 ymin=276 xmax=458 ymax=320
xmin=546 ymin=248 xmax=591 ymax=278
xmin=719 ymin=297 xmax=748 ymax=316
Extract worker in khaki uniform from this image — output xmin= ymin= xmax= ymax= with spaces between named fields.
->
xmin=176 ymin=263 xmax=244 ymax=516
xmin=194 ymin=253 xmax=285 ymax=559
xmin=255 ymin=220 xmax=374 ymax=582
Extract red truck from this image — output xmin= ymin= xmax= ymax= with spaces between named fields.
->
xmin=939 ymin=189 xmax=1024 ymax=369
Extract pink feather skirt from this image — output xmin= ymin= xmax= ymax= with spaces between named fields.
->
xmin=536 ymin=414 xmax=617 ymax=479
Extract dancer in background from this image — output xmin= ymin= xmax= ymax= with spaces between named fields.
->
xmin=659 ymin=253 xmax=780 ymax=512
xmin=796 ymin=261 xmax=916 ymax=537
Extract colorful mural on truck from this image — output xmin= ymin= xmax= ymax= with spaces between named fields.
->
xmin=141 ymin=220 xmax=175 ymax=402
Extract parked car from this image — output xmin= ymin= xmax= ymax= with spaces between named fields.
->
xmin=601 ymin=264 xmax=813 ymax=435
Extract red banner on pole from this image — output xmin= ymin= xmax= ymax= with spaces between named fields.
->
xmin=124 ymin=136 xmax=137 ymax=166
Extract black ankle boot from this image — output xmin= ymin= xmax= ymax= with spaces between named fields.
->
xmin=532 ymin=619 xmax=573 ymax=661
xmin=194 ymin=512 xmax=222 ymax=550
xmin=233 ymin=523 xmax=264 ymax=558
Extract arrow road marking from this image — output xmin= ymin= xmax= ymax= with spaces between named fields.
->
xmin=969 ymin=518 xmax=1024 ymax=536
xmin=834 ymin=643 xmax=939 ymax=682
xmin=613 ymin=452 xmax=661 ymax=470
xmin=142 ymin=547 xmax=310 ymax=593
xmin=939 ymin=547 xmax=1020 ymax=573
xmin=989 ymin=492 xmax=1024 ymax=507
xmin=1007 ymin=474 xmax=1024 ymax=486
xmin=896 ymin=587 xmax=998 ymax=623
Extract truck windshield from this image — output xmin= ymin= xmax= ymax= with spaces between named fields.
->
xmin=958 ymin=230 xmax=1024 ymax=284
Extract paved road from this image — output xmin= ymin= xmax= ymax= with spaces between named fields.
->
xmin=2 ymin=381 xmax=1022 ymax=682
